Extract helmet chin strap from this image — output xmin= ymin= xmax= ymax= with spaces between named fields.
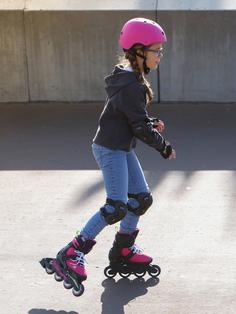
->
xmin=134 ymin=51 xmax=150 ymax=75
xmin=143 ymin=61 xmax=150 ymax=75
xmin=125 ymin=48 xmax=150 ymax=75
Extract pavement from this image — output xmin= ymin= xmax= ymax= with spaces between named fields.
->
xmin=0 ymin=102 xmax=236 ymax=314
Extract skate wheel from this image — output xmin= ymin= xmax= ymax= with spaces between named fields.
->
xmin=72 ymin=285 xmax=84 ymax=297
xmin=40 ymin=258 xmax=54 ymax=274
xmin=54 ymin=273 xmax=63 ymax=282
xmin=119 ymin=271 xmax=131 ymax=278
xmin=148 ymin=265 xmax=161 ymax=277
xmin=46 ymin=267 xmax=54 ymax=275
xmin=104 ymin=266 xmax=117 ymax=278
xmin=134 ymin=271 xmax=146 ymax=278
xmin=63 ymin=280 xmax=72 ymax=289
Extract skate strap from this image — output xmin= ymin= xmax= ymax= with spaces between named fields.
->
xmin=122 ymin=244 xmax=143 ymax=260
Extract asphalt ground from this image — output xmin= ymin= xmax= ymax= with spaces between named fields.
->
xmin=0 ymin=102 xmax=235 ymax=314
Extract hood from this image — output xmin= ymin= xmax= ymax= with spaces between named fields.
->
xmin=104 ymin=65 xmax=138 ymax=99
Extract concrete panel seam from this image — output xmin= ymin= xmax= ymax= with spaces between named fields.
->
xmin=155 ymin=0 xmax=161 ymax=103
xmin=23 ymin=8 xmax=30 ymax=101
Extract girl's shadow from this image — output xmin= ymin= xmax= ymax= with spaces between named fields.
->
xmin=28 ymin=310 xmax=78 ymax=314
xmin=101 ymin=276 xmax=160 ymax=314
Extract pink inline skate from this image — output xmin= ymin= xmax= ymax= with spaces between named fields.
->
xmin=40 ymin=235 xmax=96 ymax=297
xmin=104 ymin=230 xmax=161 ymax=278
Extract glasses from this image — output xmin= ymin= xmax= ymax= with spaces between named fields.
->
xmin=145 ymin=48 xmax=164 ymax=58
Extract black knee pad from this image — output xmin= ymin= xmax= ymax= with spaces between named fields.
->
xmin=100 ymin=198 xmax=128 ymax=225
xmin=127 ymin=192 xmax=153 ymax=216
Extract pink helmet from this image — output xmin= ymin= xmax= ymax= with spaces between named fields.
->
xmin=119 ymin=17 xmax=167 ymax=50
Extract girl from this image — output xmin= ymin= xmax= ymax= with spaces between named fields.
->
xmin=41 ymin=17 xmax=176 ymax=296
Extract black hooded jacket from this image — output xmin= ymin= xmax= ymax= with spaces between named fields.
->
xmin=93 ymin=65 xmax=166 ymax=152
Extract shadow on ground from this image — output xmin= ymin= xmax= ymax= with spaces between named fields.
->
xmin=101 ymin=277 xmax=159 ymax=314
xmin=28 ymin=310 xmax=78 ymax=314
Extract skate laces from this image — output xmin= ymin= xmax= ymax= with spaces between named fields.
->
xmin=130 ymin=244 xmax=143 ymax=254
xmin=72 ymin=250 xmax=87 ymax=267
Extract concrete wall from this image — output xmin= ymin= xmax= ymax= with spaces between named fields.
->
xmin=25 ymin=11 xmax=157 ymax=102
xmin=0 ymin=10 xmax=28 ymax=102
xmin=159 ymin=11 xmax=236 ymax=102
xmin=0 ymin=1 xmax=236 ymax=103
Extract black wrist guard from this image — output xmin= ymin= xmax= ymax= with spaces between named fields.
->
xmin=149 ymin=117 xmax=160 ymax=125
xmin=160 ymin=141 xmax=173 ymax=159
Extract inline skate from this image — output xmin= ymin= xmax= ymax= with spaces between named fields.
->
xmin=40 ymin=235 xmax=96 ymax=297
xmin=104 ymin=230 xmax=161 ymax=279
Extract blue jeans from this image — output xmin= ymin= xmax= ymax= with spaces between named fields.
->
xmin=80 ymin=143 xmax=150 ymax=239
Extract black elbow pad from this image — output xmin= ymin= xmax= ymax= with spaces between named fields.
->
xmin=132 ymin=121 xmax=164 ymax=150
xmin=132 ymin=121 xmax=154 ymax=140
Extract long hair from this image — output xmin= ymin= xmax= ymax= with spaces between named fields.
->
xmin=118 ymin=44 xmax=154 ymax=104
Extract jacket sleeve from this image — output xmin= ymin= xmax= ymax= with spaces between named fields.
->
xmin=115 ymin=83 xmax=166 ymax=152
